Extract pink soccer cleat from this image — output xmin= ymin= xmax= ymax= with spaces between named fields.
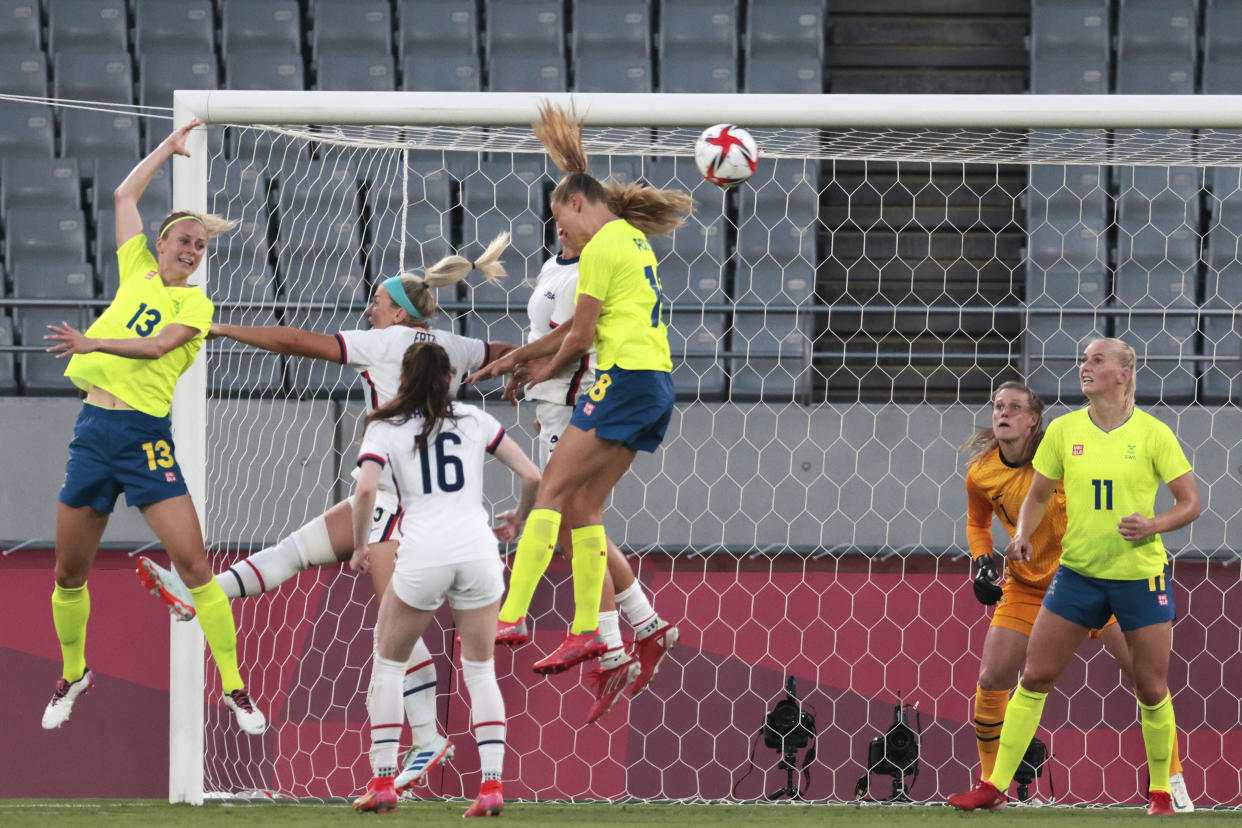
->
xmin=947 ymin=778 xmax=1007 ymax=812
xmin=532 ymin=630 xmax=607 ymax=675
xmin=463 ymin=780 xmax=503 ymax=818
xmin=630 ymin=622 xmax=679 ymax=695
xmin=586 ymin=657 xmax=640 ymax=724
xmin=353 ymin=776 xmax=398 ymax=813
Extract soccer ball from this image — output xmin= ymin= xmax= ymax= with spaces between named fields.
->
xmin=694 ymin=124 xmax=760 ymax=188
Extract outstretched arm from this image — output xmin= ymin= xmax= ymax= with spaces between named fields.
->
xmin=211 ymin=323 xmax=342 ymax=361
xmin=115 ymin=119 xmax=203 ymax=247
xmin=467 ymin=320 xmax=572 ymax=384
xmin=520 ymin=295 xmax=599 ymax=389
xmin=46 ymin=321 xmax=199 ymax=360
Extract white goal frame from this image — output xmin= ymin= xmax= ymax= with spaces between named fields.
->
xmin=168 ymin=90 xmax=1242 ymax=804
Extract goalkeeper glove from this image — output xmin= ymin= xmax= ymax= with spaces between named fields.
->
xmin=973 ymin=554 xmax=1003 ymax=605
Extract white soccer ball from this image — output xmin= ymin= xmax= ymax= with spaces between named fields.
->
xmin=694 ymin=123 xmax=760 ymax=188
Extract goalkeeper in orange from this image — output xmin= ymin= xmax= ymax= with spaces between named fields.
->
xmin=960 ymin=378 xmax=1192 ymax=811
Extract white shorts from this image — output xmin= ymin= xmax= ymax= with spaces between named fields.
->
xmin=355 ymin=487 xmax=402 ymax=544
xmin=391 ymin=556 xmax=505 ymax=612
xmin=535 ymin=401 xmax=573 ymax=469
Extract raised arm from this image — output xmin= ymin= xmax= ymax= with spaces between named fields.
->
xmin=115 ymin=119 xmax=203 ymax=247
xmin=211 ymin=323 xmax=342 ymax=361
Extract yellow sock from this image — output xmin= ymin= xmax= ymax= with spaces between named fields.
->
xmin=51 ymin=583 xmax=90 ymax=682
xmin=987 ymin=685 xmax=1047 ymax=791
xmin=499 ymin=508 xmax=560 ymax=624
xmin=1140 ymin=693 xmax=1176 ymax=793
xmin=1134 ymin=689 xmax=1183 ymax=777
xmin=569 ymin=525 xmax=607 ymax=634
xmin=190 ymin=579 xmax=244 ymax=694
xmin=974 ymin=685 xmax=1010 ymax=779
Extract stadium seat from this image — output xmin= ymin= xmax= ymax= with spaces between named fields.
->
xmin=659 ymin=0 xmax=738 ymax=62
xmin=277 ymin=158 xmax=360 ymax=224
xmin=1116 ymin=0 xmax=1197 ymax=94
xmin=5 ymin=208 xmax=88 ymax=267
xmin=276 ymin=208 xmax=365 ymax=307
xmin=398 ymin=0 xmax=478 ymax=58
xmin=402 ymin=53 xmax=481 ymax=92
xmin=48 ymin=0 xmax=128 ymax=54
xmin=649 ymin=220 xmax=727 ymax=306
xmin=207 ymin=308 xmax=285 ymax=396
xmin=209 ymin=162 xmax=270 ymax=210
xmin=1024 ymin=314 xmax=1106 ymax=404
xmin=659 ymin=54 xmax=737 ymax=93
xmin=53 ymin=50 xmax=134 ymax=105
xmin=485 ymin=0 xmax=564 ymax=58
xmin=315 ymin=54 xmax=395 ymax=92
xmin=365 ymin=201 xmax=452 ymax=282
xmin=225 ymin=53 xmax=306 ymax=91
xmin=95 ymin=209 xmax=167 ymax=272
xmin=139 ymin=51 xmax=219 ymax=108
xmin=282 ymin=308 xmax=372 ymax=395
xmin=734 ymin=217 xmax=816 ymax=306
xmin=1115 ymin=163 xmax=1200 ymax=309
xmin=221 ymin=0 xmax=302 ymax=56
xmin=487 ymin=54 xmax=567 ymax=93
xmin=572 ymin=0 xmax=650 ymax=58
xmin=1029 ymin=0 xmax=1110 ymax=94
xmin=668 ymin=311 xmax=727 ymax=399
xmin=1 ymin=158 xmax=82 ymax=214
xmin=0 ymin=313 xmax=15 ymax=393
xmin=17 ymin=306 xmax=93 ymax=394
xmin=1115 ymin=316 xmax=1197 ymax=403
xmin=745 ymin=56 xmax=823 ymax=94
xmin=729 ymin=311 xmax=812 ymax=401
xmin=0 ymin=103 xmax=54 ymax=159
xmin=0 ymin=0 xmax=39 ymax=51
xmin=60 ymin=109 xmax=140 ymax=164
xmin=311 ymin=0 xmax=392 ymax=60
xmin=212 ymin=219 xmax=277 ymax=306
xmin=0 ymin=50 xmax=47 ymax=97
xmin=10 ymin=262 xmax=95 ymax=299
xmin=91 ymin=158 xmax=172 ymax=220
xmin=134 ymin=0 xmax=215 ymax=55
xmin=1203 ymin=0 xmax=1242 ymax=92
xmin=745 ymin=0 xmax=824 ymax=60
xmin=574 ymin=55 xmax=653 ymax=93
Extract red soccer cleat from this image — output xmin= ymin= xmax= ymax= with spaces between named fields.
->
xmin=463 ymin=780 xmax=503 ymax=818
xmin=1147 ymin=789 xmax=1175 ymax=816
xmin=586 ymin=657 xmax=640 ymax=724
xmin=496 ymin=617 xmax=529 ymax=646
xmin=630 ymin=622 xmax=679 ymax=696
xmin=947 ymin=778 xmax=1007 ymax=812
xmin=532 ymin=630 xmax=607 ymax=675
xmin=352 ymin=776 xmax=398 ymax=813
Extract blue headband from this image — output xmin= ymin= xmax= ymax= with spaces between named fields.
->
xmin=381 ymin=276 xmax=422 ymax=319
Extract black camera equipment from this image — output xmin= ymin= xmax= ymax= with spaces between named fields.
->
xmin=763 ymin=676 xmax=817 ymax=800
xmin=854 ymin=692 xmax=922 ymax=802
xmin=1014 ymin=736 xmax=1053 ymax=803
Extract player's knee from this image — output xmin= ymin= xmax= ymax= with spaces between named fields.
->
xmin=977 ymin=665 xmax=1018 ymax=692
xmin=1133 ymin=677 xmax=1169 ymax=707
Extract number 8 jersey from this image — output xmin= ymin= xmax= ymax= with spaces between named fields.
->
xmin=65 ymin=234 xmax=214 ymax=416
xmin=357 ymin=402 xmax=506 ymax=566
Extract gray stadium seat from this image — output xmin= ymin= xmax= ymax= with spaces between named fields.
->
xmin=1 ymin=158 xmax=81 ymax=214
xmin=1203 ymin=1 xmax=1242 ymax=92
xmin=729 ymin=311 xmax=812 ymax=401
xmin=221 ymin=0 xmax=302 ymax=56
xmin=1116 ymin=0 xmax=1196 ymax=95
xmin=0 ymin=314 xmax=15 ymax=393
xmin=11 ymin=262 xmax=95 ymax=299
xmin=279 ymin=309 xmax=364 ymax=395
xmin=277 ymin=158 xmax=360 ymax=221
xmin=0 ymin=103 xmax=53 ymax=158
xmin=312 ymin=0 xmax=391 ymax=59
xmin=207 ymin=308 xmax=285 ymax=395
xmin=734 ymin=223 xmax=815 ymax=305
xmin=461 ymin=310 xmax=528 ymax=398
xmin=18 ymin=306 xmax=93 ymax=393
xmin=1115 ymin=316 xmax=1197 ymax=403
xmin=0 ymin=0 xmax=39 ymax=51
xmin=659 ymin=54 xmax=737 ymax=93
xmin=276 ymin=213 xmax=365 ymax=307
xmin=668 ymin=311 xmax=726 ymax=399
xmin=1029 ymin=0 xmax=1110 ymax=94
xmin=316 ymin=54 xmax=395 ymax=91
xmin=660 ymin=0 xmax=738 ymax=61
xmin=1115 ymin=163 xmax=1200 ymax=309
xmin=365 ymin=202 xmax=452 ymax=281
xmin=139 ymin=51 xmax=219 ymax=108
xmin=91 ymin=158 xmax=171 ymax=219
xmin=649 ymin=221 xmax=727 ymax=306
xmin=574 ymin=55 xmax=652 ymax=93
xmin=487 ymin=55 xmax=566 ymax=93
xmin=209 ymin=162 xmax=270 ymax=210
xmin=597 ymin=155 xmax=645 ymax=187
xmin=225 ymin=53 xmax=306 ymax=91
xmin=53 ymin=50 xmax=134 ymax=105
xmin=49 ymin=0 xmax=128 ymax=54
xmin=572 ymin=0 xmax=650 ymax=58
xmin=745 ymin=0 xmax=824 ymax=60
xmin=0 ymin=50 xmax=47 ymax=96
xmin=485 ymin=0 xmax=564 ymax=58
xmin=462 ymin=211 xmax=545 ymax=290
xmin=134 ymin=0 xmax=215 ymax=54
xmin=212 ymin=218 xmax=277 ymax=306
xmin=1026 ymin=163 xmax=1109 ymax=304
xmin=402 ymin=53 xmax=481 ymax=92
xmin=398 ymin=0 xmax=478 ymax=58
xmin=60 ymin=109 xmax=140 ymax=162
xmin=6 ymin=208 xmax=88 ymax=267
xmin=95 ymin=209 xmax=167 ymax=272
xmin=1025 ymin=314 xmax=1106 ymax=404
xmin=1031 ymin=60 xmax=1109 ymax=94
xmin=745 ymin=56 xmax=823 ymax=94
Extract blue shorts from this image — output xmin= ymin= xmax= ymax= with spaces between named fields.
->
xmin=569 ymin=367 xmax=674 ymax=453
xmin=1042 ymin=563 xmax=1175 ymax=632
xmin=59 ymin=403 xmax=189 ymax=514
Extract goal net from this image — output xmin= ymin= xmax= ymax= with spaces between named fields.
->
xmin=176 ymin=92 xmax=1241 ymax=806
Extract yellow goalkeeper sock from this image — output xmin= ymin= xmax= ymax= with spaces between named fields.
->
xmin=974 ymin=685 xmax=1010 ymax=779
xmin=190 ymin=579 xmax=244 ymax=694
xmin=987 ymin=685 xmax=1047 ymax=791
xmin=499 ymin=508 xmax=560 ymax=624
xmin=51 ymin=583 xmax=90 ymax=682
xmin=1140 ymin=693 xmax=1176 ymax=793
xmin=1133 ymin=689 xmax=1183 ymax=777
xmin=569 ymin=525 xmax=608 ymax=635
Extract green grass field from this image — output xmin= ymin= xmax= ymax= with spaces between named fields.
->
xmin=1 ymin=800 xmax=1238 ymax=827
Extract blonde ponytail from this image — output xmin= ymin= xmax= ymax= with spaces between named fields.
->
xmin=423 ymin=232 xmax=510 ymax=287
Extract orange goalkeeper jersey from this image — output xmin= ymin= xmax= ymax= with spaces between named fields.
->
xmin=965 ymin=446 xmax=1068 ymax=591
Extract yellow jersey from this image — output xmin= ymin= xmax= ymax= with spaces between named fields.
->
xmin=65 ymin=234 xmax=214 ymax=417
xmin=575 ymin=219 xmax=672 ymax=373
xmin=1032 ymin=407 xmax=1192 ymax=580
xmin=966 ymin=445 xmax=1068 ymax=590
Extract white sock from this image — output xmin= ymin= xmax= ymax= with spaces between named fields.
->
xmin=615 ymin=582 xmax=660 ymax=638
xmin=462 ymin=657 xmax=505 ymax=783
xmin=368 ymin=654 xmax=404 ymax=777
xmin=597 ymin=610 xmax=626 ymax=669
xmin=403 ymin=638 xmax=438 ymax=748
xmin=218 ymin=514 xmax=336 ymax=598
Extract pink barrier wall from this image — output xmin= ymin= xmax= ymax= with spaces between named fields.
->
xmin=3 ymin=549 xmax=1238 ymax=804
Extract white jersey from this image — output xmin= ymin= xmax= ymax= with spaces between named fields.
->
xmin=357 ymin=402 xmax=505 ymax=567
xmin=525 ymin=253 xmax=595 ymax=406
xmin=337 ymin=325 xmax=489 ymax=495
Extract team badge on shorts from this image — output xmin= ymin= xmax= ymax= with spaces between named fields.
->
xmin=165 ymin=471 xmax=177 ymax=482
xmin=1158 ymin=594 xmax=1169 ymax=606
xmin=583 ymin=402 xmax=595 ymax=416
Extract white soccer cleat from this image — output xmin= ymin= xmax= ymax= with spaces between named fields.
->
xmin=136 ymin=556 xmax=196 ymax=621
xmin=1169 ymin=772 xmax=1195 ymax=813
xmin=224 ymin=688 xmax=268 ymax=735
xmin=41 ymin=669 xmax=96 ymax=729
xmin=395 ymin=733 xmax=454 ymax=792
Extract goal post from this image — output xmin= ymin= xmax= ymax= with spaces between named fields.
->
xmin=169 ymin=91 xmax=1242 ymax=806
